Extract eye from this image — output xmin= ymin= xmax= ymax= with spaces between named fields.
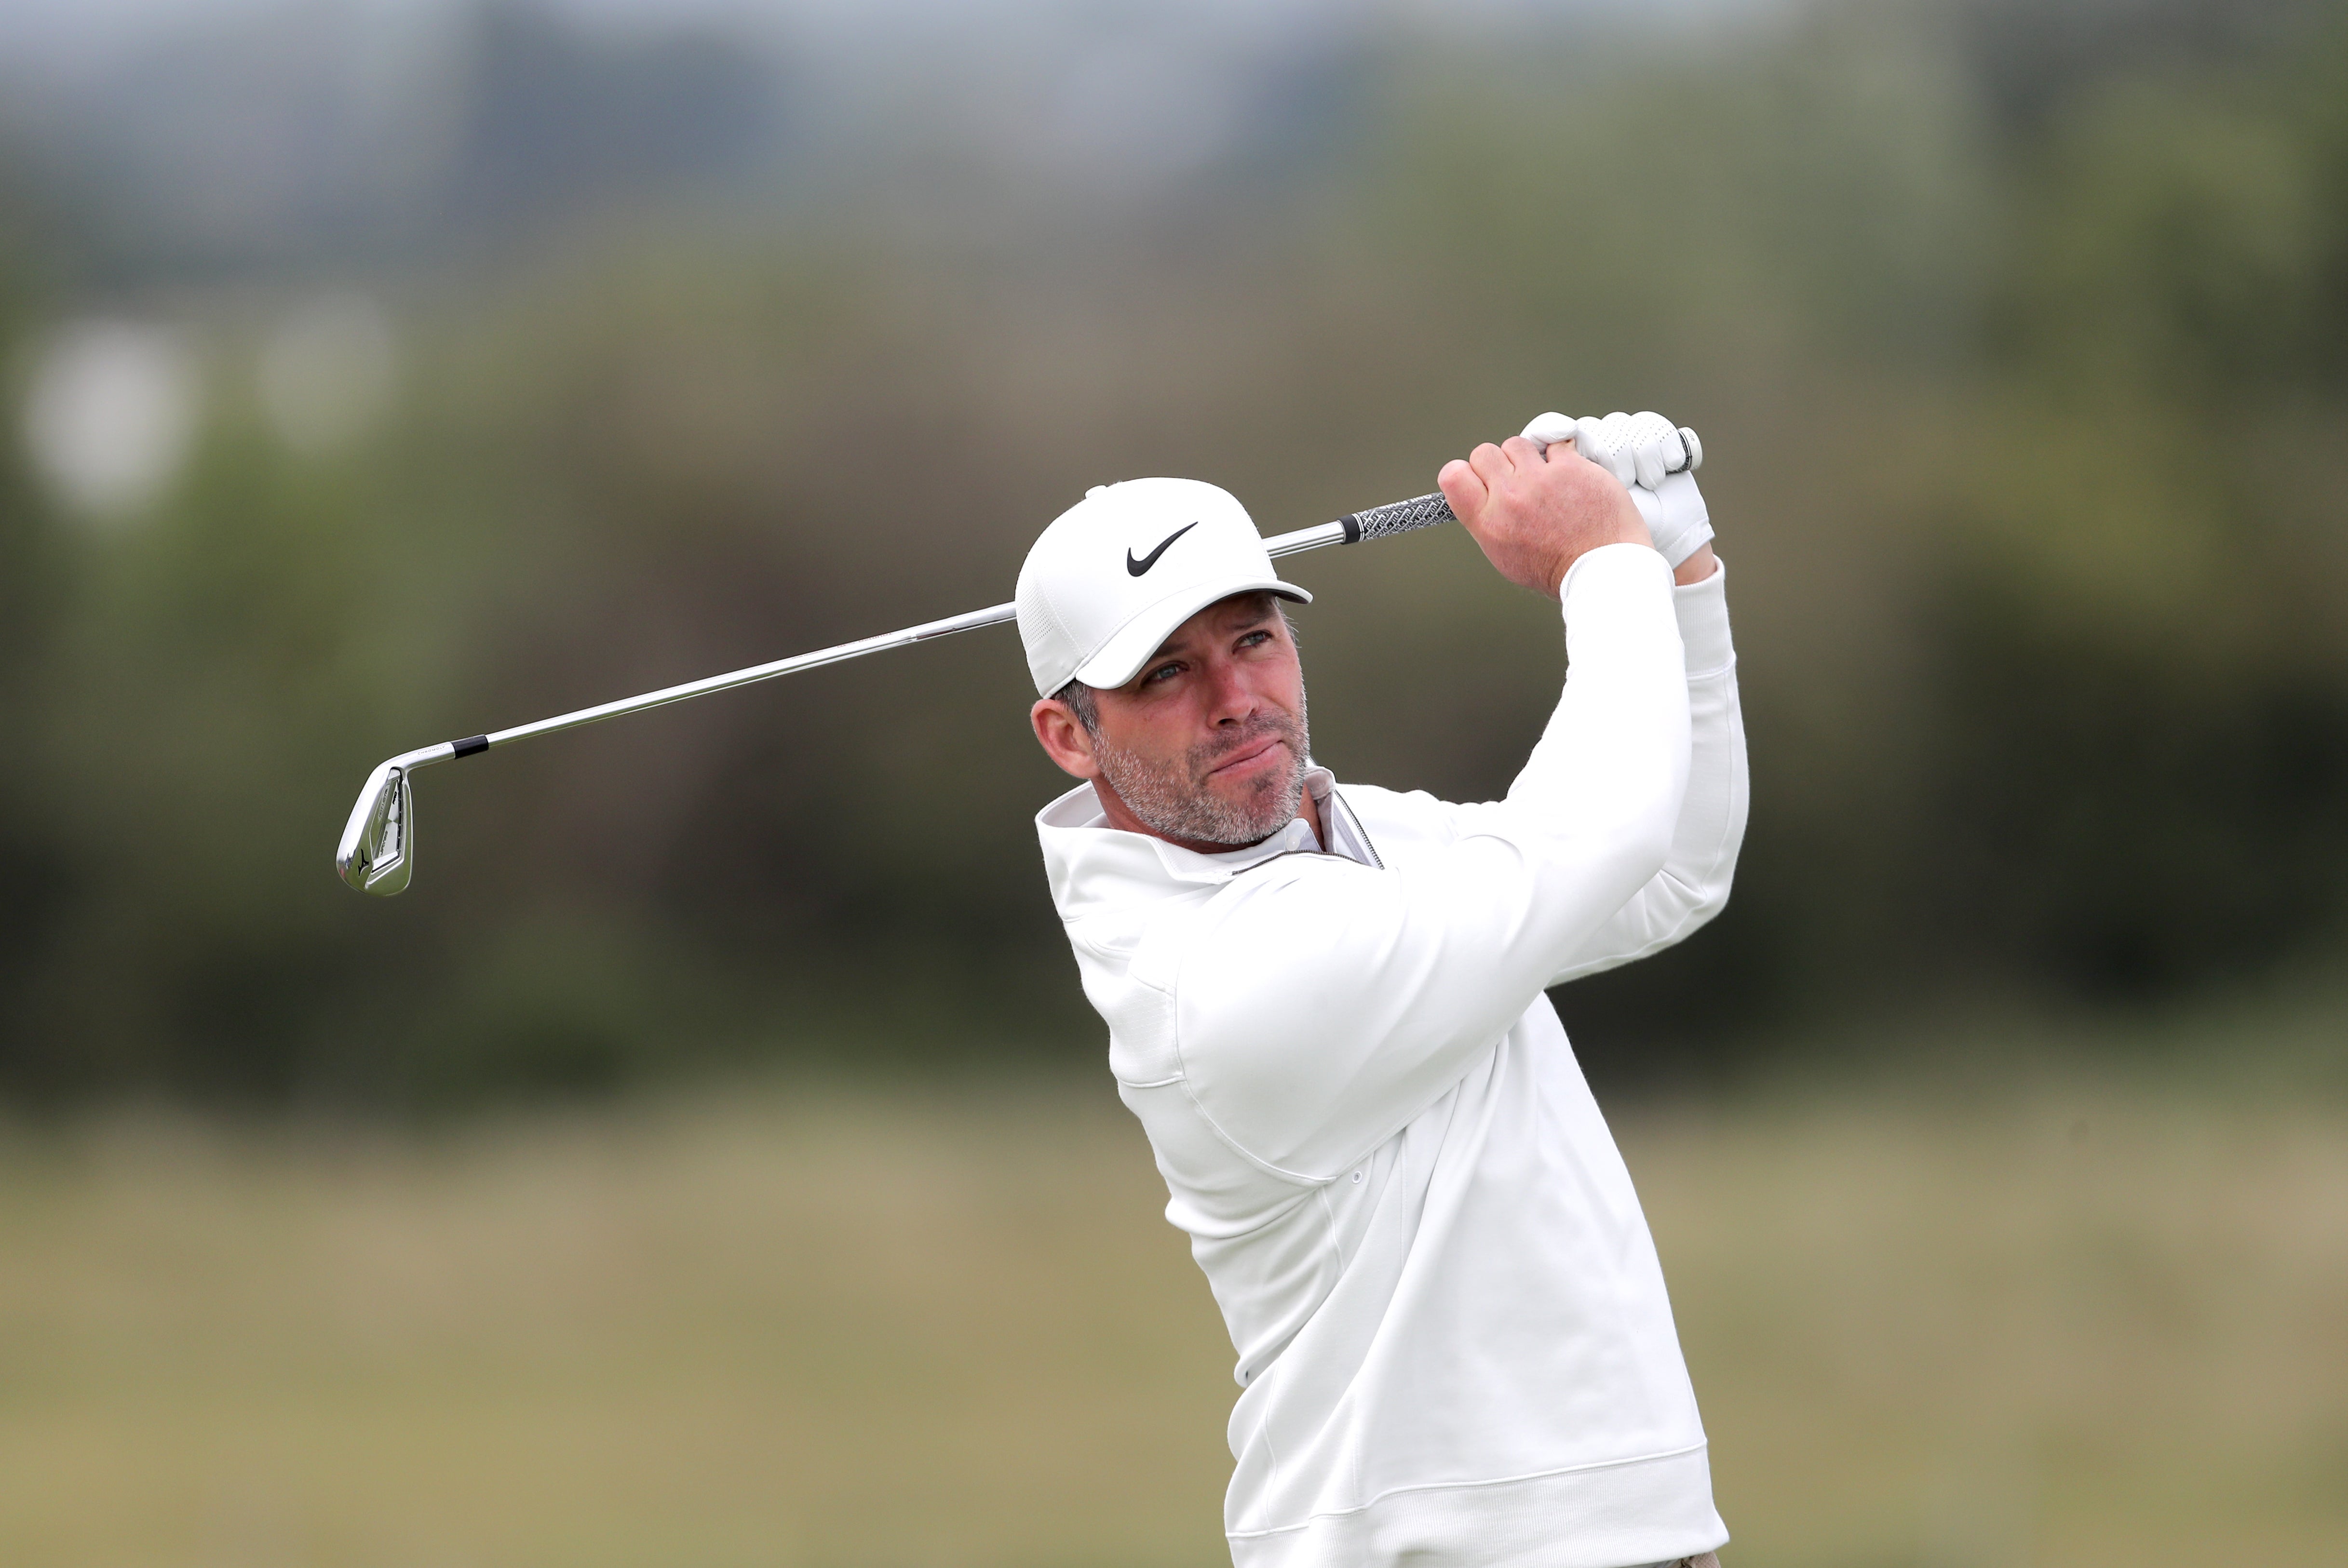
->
xmin=1142 ymin=660 xmax=1185 ymax=684
xmin=1237 ymin=630 xmax=1274 ymax=651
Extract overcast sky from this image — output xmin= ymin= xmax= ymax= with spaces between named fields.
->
xmin=0 ymin=0 xmax=1785 ymax=66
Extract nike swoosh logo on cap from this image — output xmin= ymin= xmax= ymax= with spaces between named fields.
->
xmin=1126 ymin=523 xmax=1198 ymax=577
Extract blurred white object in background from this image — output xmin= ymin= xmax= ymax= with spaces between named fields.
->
xmin=258 ymin=291 xmax=398 ymax=456
xmin=22 ymin=319 xmax=199 ymax=518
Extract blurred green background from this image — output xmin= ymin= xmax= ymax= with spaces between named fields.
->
xmin=0 ymin=0 xmax=2342 ymax=1563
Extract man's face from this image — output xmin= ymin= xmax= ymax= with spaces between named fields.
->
xmin=1037 ymin=592 xmax=1311 ymax=850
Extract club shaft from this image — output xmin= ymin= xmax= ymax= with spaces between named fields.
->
xmin=337 ymin=489 xmax=1452 ymax=891
xmin=435 ymin=493 xmax=1447 ymax=762
xmin=485 ymin=599 xmax=1019 ymax=750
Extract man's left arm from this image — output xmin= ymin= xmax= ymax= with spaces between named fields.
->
xmin=1522 ymin=411 xmax=1747 ymax=981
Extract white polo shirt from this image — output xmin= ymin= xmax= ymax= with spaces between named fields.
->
xmin=1037 ymin=546 xmax=1747 ymax=1568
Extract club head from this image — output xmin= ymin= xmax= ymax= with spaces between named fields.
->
xmin=336 ymin=758 xmax=416 ymax=895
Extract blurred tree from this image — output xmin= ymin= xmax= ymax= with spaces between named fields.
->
xmin=3 ymin=0 xmax=2347 ymax=1106
xmin=0 ymin=143 xmax=83 ymax=1097
xmin=2003 ymin=82 xmax=2339 ymax=390
xmin=1913 ymin=12 xmax=2348 ymax=999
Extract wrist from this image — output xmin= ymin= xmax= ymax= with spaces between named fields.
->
xmin=1549 ymin=521 xmax=1658 ymax=595
xmin=1673 ymin=543 xmax=1718 ymax=586
xmin=1557 ymin=538 xmax=1672 ymax=601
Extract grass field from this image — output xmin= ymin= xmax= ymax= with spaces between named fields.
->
xmin=2 ymin=1062 xmax=2344 ymax=1568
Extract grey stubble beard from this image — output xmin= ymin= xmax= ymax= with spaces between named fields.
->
xmin=1093 ymin=693 xmax=1311 ymax=847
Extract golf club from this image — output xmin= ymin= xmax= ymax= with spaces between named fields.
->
xmin=335 ymin=489 xmax=1459 ymax=895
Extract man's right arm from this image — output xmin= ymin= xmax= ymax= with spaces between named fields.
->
xmin=1548 ymin=558 xmax=1748 ymax=982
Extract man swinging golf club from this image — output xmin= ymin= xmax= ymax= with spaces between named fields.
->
xmin=1020 ymin=411 xmax=1746 ymax=1568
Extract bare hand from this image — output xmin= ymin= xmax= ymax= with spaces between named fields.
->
xmin=1437 ymin=435 xmax=1653 ymax=599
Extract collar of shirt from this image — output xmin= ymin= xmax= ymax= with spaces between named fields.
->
xmin=1035 ymin=765 xmax=1380 ymax=927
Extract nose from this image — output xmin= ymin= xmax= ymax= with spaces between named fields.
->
xmin=1203 ymin=654 xmax=1260 ymax=728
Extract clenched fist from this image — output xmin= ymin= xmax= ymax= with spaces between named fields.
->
xmin=1436 ymin=435 xmax=1652 ymax=600
xmin=1521 ymin=410 xmax=1714 ymax=576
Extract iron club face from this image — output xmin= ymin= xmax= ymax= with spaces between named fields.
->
xmin=335 ymin=761 xmax=410 ymax=895
xmin=335 ymin=745 xmax=453 ymax=895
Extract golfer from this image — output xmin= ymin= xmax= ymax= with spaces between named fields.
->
xmin=1017 ymin=413 xmax=1746 ymax=1568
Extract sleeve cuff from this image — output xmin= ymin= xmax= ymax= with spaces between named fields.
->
xmin=1672 ymin=554 xmax=1735 ymax=676
xmin=1559 ymin=541 xmax=1674 ymax=605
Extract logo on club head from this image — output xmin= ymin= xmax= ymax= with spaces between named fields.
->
xmin=1127 ymin=523 xmax=1198 ymax=577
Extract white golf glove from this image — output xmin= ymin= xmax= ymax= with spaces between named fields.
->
xmin=1521 ymin=409 xmax=1713 ymax=569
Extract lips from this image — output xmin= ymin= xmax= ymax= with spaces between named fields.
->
xmin=1204 ymin=735 xmax=1288 ymax=780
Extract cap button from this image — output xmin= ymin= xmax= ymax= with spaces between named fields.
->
xmin=1086 ymin=485 xmax=1108 ymax=498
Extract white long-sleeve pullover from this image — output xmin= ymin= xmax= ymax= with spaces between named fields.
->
xmin=1037 ymin=546 xmax=1749 ymax=1568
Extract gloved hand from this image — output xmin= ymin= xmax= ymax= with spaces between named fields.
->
xmin=1521 ymin=410 xmax=1712 ymax=569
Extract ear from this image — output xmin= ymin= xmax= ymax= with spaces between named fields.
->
xmin=1030 ymin=697 xmax=1103 ymax=781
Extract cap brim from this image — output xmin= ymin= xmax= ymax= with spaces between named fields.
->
xmin=1070 ymin=577 xmax=1313 ymax=692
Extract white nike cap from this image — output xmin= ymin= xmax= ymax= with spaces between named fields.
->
xmin=1015 ymin=478 xmax=1312 ymax=698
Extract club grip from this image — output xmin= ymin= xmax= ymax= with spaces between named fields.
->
xmin=1340 ymin=491 xmax=1456 ymax=544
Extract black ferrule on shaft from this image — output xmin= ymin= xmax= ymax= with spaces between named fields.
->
xmin=452 ymin=735 xmax=490 ymax=758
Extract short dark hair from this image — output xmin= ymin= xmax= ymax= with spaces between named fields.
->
xmin=1053 ymin=678 xmax=1101 ymax=737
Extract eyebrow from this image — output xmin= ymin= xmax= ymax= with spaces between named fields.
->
xmin=1145 ymin=607 xmax=1277 ymax=668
